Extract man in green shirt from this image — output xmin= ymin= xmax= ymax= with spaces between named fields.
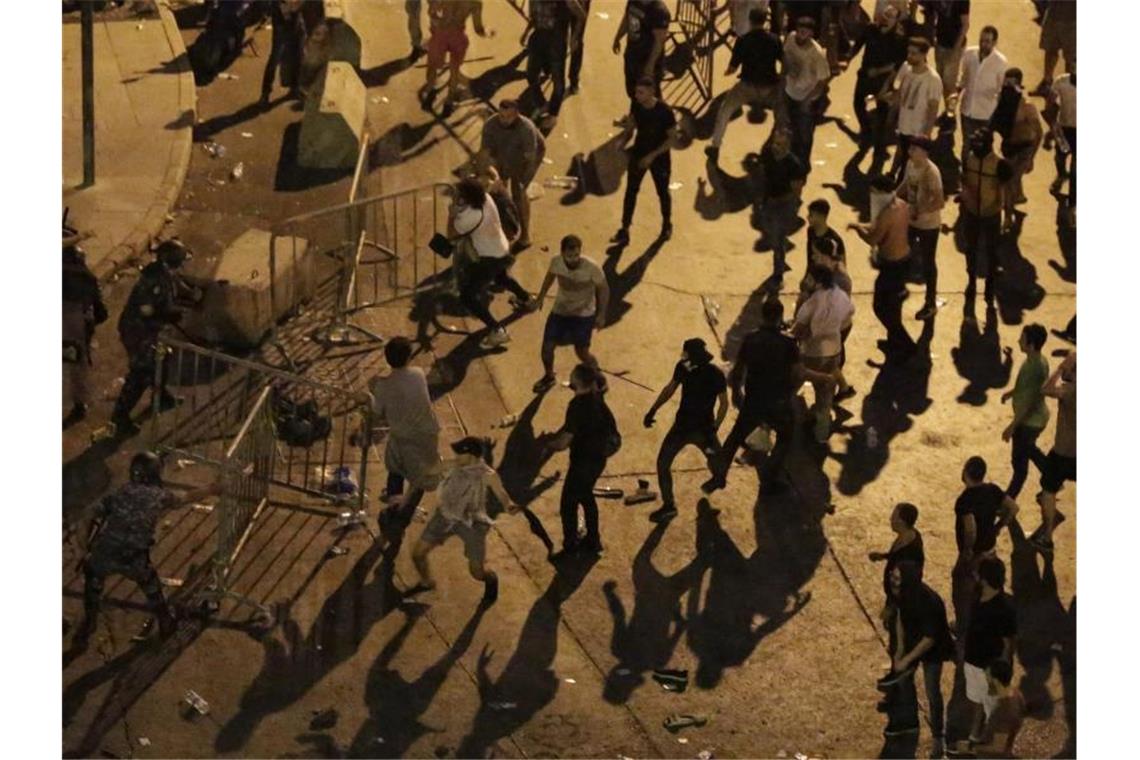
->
xmin=1000 ymin=324 xmax=1049 ymax=498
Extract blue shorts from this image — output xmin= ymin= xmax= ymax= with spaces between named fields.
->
xmin=543 ymin=313 xmax=594 ymax=347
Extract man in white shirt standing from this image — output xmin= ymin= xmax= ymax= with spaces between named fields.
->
xmin=794 ymin=265 xmax=854 ymax=442
xmin=781 ymin=16 xmax=831 ymax=171
xmin=890 ymin=37 xmax=942 ymax=181
xmin=958 ymin=25 xmax=1006 ymax=149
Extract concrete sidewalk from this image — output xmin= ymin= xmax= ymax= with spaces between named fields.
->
xmin=61 ymin=3 xmax=194 ymax=280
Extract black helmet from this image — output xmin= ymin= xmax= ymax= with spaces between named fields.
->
xmin=129 ymin=451 xmax=164 ymax=485
xmin=154 ymin=239 xmax=191 ymax=269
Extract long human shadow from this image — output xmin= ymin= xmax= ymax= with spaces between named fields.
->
xmin=62 ymin=438 xmax=122 ymax=519
xmin=345 ymin=603 xmax=487 ymax=757
xmin=601 ymin=521 xmax=706 ymax=704
xmin=369 ymin=107 xmax=487 ymax=169
xmin=694 ymin=155 xmax=755 ymax=221
xmin=455 ymin=554 xmax=599 ymax=758
xmin=1056 ymin=597 xmax=1076 ymax=758
xmin=214 ymin=540 xmax=407 ymax=753
xmin=951 ymin=308 xmax=1013 ymax=406
xmin=602 ymin=239 xmax=667 ymax=327
xmin=466 ymin=49 xmax=528 ymax=103
xmin=1049 ymin=201 xmax=1077 ymax=283
xmin=719 ymin=286 xmax=770 ymax=364
xmin=496 ymin=393 xmax=561 ymax=507
xmin=359 ymin=56 xmax=414 ymax=88
xmin=192 ymin=101 xmax=266 ymax=141
xmin=833 ymin=319 xmax=936 ymax=496
xmin=422 ymin=309 xmax=529 ymax=399
xmin=822 ymin=149 xmax=878 ymax=223
xmin=994 ymin=227 xmax=1046 ymax=327
xmin=556 ymin=133 xmax=631 ymax=206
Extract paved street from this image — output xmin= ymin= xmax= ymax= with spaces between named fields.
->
xmin=63 ymin=1 xmax=1075 ymax=758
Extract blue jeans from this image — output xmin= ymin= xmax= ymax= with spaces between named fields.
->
xmin=759 ymin=196 xmax=801 ymax=274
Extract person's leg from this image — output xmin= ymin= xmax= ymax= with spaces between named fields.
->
xmin=853 ymin=73 xmax=873 ymax=143
xmin=649 ymin=156 xmax=672 ymax=231
xmin=807 ymin=356 xmax=837 ymax=440
xmin=797 ymin=99 xmax=818 ymax=166
xmin=1066 ymin=126 xmax=1077 ymax=206
xmin=540 ymin=336 xmax=557 ymax=379
xmin=260 ymin=29 xmax=283 ymax=102
xmin=711 ymin=81 xmax=751 ymax=150
xmin=79 ymin=559 xmax=107 ymax=638
xmin=546 ymin=42 xmax=567 ymax=116
xmin=405 ymin=0 xmax=423 ymax=50
xmin=890 ymin=668 xmax=921 ymax=730
xmin=962 ymin=211 xmax=980 ymax=308
xmin=980 ymin=214 xmax=1000 ymax=306
xmin=526 ymin=40 xmax=547 ymax=111
xmin=569 ymin=15 xmax=587 ymax=89
xmin=623 ymin=55 xmax=640 ymax=100
xmin=621 ymin=162 xmax=649 ymax=230
xmin=446 ymin=32 xmax=470 ymax=102
xmin=875 ymin=262 xmax=915 ymax=350
xmin=763 ymin=403 xmax=795 ymax=483
xmin=411 ymin=539 xmax=439 ymax=587
xmin=135 ymin=559 xmax=176 ymax=634
xmin=111 ymin=355 xmax=154 ymax=426
xmin=1007 ymin=425 xmax=1044 ymax=498
xmin=491 ymin=258 xmax=531 ymax=302
xmin=559 ymin=462 xmax=586 ymax=548
xmin=459 ymin=258 xmax=501 ymax=330
xmin=508 ymin=175 xmax=532 ymax=244
xmin=708 ymin=409 xmax=759 ymax=484
xmin=581 ymin=459 xmax=605 ymax=548
xmin=386 ymin=471 xmax=405 ymax=497
xmin=656 ymin=426 xmax=689 ymax=508
xmin=923 ymin=660 xmax=946 ymax=743
xmin=1042 ymin=47 xmax=1060 ymax=83
xmin=890 ymin=133 xmax=910 ymax=182
xmin=916 ymin=228 xmax=938 ymax=309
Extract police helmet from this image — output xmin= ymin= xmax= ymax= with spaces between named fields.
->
xmin=129 ymin=451 xmax=164 ymax=485
xmin=154 ymin=239 xmax=191 ymax=269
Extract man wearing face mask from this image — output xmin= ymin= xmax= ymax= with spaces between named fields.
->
xmin=643 ymin=338 xmax=728 ymax=523
xmin=990 ymin=69 xmax=1042 ymax=231
xmin=850 ymin=174 xmax=916 ymax=358
xmin=959 ymin=128 xmax=1011 ymax=320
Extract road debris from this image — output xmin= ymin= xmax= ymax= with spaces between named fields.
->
xmin=138 ymin=737 xmax=151 ymax=747
xmin=328 ymin=546 xmax=349 ymax=557
xmin=202 ymin=141 xmax=227 ymax=158
xmin=488 ymin=701 xmax=517 ymax=711
xmin=241 ymin=131 xmax=254 ymax=138
xmin=310 ymin=708 xmax=339 ymax=730
xmin=159 ymin=577 xmax=183 ymax=587
xmin=183 ymin=689 xmax=210 ymax=716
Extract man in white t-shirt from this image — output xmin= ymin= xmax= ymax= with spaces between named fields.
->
xmin=449 ymin=178 xmax=533 ymax=349
xmin=1047 ymin=72 xmax=1076 ymax=208
xmin=530 ymin=234 xmax=610 ymax=393
xmin=890 ymin=37 xmax=942 ymax=180
xmin=794 ymin=265 xmax=854 ymax=442
xmin=958 ymin=25 xmax=1007 ymax=148
xmin=781 ymin=16 xmax=831 ymax=169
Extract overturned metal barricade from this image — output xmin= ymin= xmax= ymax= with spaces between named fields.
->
xmin=150 ymin=338 xmax=374 ymax=512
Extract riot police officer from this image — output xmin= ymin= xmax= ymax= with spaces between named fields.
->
xmin=74 ymin=452 xmax=221 ymax=643
xmin=110 ymin=240 xmax=201 ymax=435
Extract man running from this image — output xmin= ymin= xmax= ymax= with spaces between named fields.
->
xmin=706 ymin=7 xmax=782 ymax=162
xmin=612 ymin=77 xmax=677 ymax=246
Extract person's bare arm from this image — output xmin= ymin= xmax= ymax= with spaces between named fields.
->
xmin=612 ymin=9 xmax=629 ymax=53
xmin=594 ymin=280 xmax=610 ymax=328
xmin=645 ymin=379 xmax=680 ymax=426
xmin=644 ymin=27 xmax=669 ymax=75
xmin=923 ymin=92 xmax=940 ymax=135
xmin=486 ymin=470 xmax=520 ymax=513
xmin=533 ymin=271 xmax=556 ymax=310
xmin=997 ymin=494 xmax=1019 ymax=528
xmin=1041 ymin=352 xmax=1075 ymax=398
xmin=961 ymin=514 xmax=977 ymax=562
xmin=895 ymin=637 xmax=934 ymax=671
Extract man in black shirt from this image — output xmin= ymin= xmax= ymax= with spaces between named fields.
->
xmin=612 ymin=78 xmax=677 ymax=246
xmin=522 ymin=0 xmax=574 ymax=126
xmin=643 ymin=338 xmax=728 ymax=522
xmin=613 ymin=0 xmax=670 ymax=99
xmin=854 ymin=6 xmax=907 ymax=159
xmin=757 ymin=128 xmax=808 ymax=281
xmin=567 ymin=0 xmax=590 ymax=93
xmin=964 ymin=557 xmax=1017 ymax=744
xmin=702 ymin=298 xmax=833 ymax=494
xmin=952 ymin=456 xmax=1019 ymax=631
xmin=707 ymin=8 xmax=782 ymax=160
xmin=546 ymin=363 xmax=619 ymax=556
xmin=925 ymin=0 xmax=970 ymax=116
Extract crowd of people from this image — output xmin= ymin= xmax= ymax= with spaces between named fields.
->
xmin=64 ymin=0 xmax=1078 ymax=755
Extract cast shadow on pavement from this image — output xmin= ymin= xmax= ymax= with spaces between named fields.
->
xmin=1049 ymin=201 xmax=1076 ymax=283
xmin=993 ymin=226 xmax=1045 ymax=327
xmin=344 ymin=603 xmax=488 ymax=757
xmin=951 ymin=307 xmax=1013 ymax=406
xmin=602 ymin=238 xmax=667 ymax=327
xmin=694 ymin=155 xmax=755 ymax=221
xmin=601 ymin=521 xmax=705 ymax=704
xmin=455 ymin=554 xmax=599 ymax=758
xmin=833 ymin=319 xmax=936 ymax=497
xmin=192 ymin=100 xmax=272 ymax=141
xmin=274 ymin=122 xmax=354 ymax=193
xmin=62 ymin=438 xmax=121 ymax=519
xmin=556 ymin=134 xmax=630 ymax=206
xmin=822 ymin=149 xmax=880 ymax=224
xmin=720 ymin=286 xmax=771 ymax=364
xmin=497 ymin=393 xmax=561 ymax=508
xmin=422 ymin=308 xmax=529 ymax=399
xmin=214 ymin=540 xmax=410 ymax=753
xmin=359 ymin=56 xmax=414 ymax=89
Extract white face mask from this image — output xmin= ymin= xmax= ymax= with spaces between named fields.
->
xmin=869 ymin=190 xmax=892 ymax=220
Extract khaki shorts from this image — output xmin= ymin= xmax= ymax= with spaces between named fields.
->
xmin=935 ymin=44 xmax=964 ymax=95
xmin=419 ymin=510 xmax=488 ymax=566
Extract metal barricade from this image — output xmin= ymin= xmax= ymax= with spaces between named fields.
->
xmin=666 ymin=0 xmax=718 ymax=116
xmin=150 ymin=338 xmax=374 ymax=512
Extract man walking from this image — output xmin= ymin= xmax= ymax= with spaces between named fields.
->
xmin=1031 ymin=351 xmax=1075 ymax=555
xmin=959 ymin=128 xmax=1010 ymax=319
xmin=546 ymin=364 xmax=621 ymax=556
xmin=1000 ymin=324 xmax=1050 ymax=499
xmin=992 ymin=68 xmax=1042 ymax=229
xmin=889 ymin=37 xmax=942 ymax=181
xmin=410 ymin=436 xmax=521 ymax=606
xmin=706 ymin=7 xmax=782 ymax=162
xmin=531 ymin=235 xmax=610 ymax=393
xmin=1046 ymin=71 xmax=1076 ymax=210
xmin=957 ymin=25 xmax=1006 ymax=148
xmin=423 ymin=0 xmax=490 ymax=111
xmin=926 ymin=0 xmax=970 ymax=117
xmin=963 ymin=557 xmax=1017 ymax=746
xmin=63 ymin=242 xmax=107 ymax=426
xmin=952 ymin=455 xmax=1019 ymax=632
xmin=1031 ymin=0 xmax=1075 ymax=96
xmin=643 ymin=338 xmax=728 ymax=523
xmin=853 ymin=5 xmax=907 ymax=161
xmin=521 ymin=0 xmax=582 ymax=128
xmin=757 ymin=127 xmax=808 ymax=282
xmin=568 ymin=0 xmax=591 ymax=94
xmin=781 ymin=16 xmax=831 ymax=169
xmin=850 ymin=174 xmax=915 ymax=357
xmin=259 ymin=0 xmax=304 ymax=106
xmin=612 ymin=77 xmax=677 ymax=246
xmin=896 ymin=136 xmax=944 ymax=321
xmin=613 ymin=0 xmax=671 ymax=99
xmin=793 ymin=265 xmax=854 ymax=442
xmin=479 ymin=100 xmax=546 ymax=252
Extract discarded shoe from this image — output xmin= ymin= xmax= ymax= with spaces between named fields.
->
xmin=624 ymin=480 xmax=657 ymax=505
xmin=663 ymin=713 xmax=708 ymax=732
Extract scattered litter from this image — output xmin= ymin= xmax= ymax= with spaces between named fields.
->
xmin=496 ymin=413 xmax=519 ymax=428
xmin=564 ymin=678 xmax=577 ymax=684
xmin=866 ymin=427 xmax=879 ymax=449
xmin=164 ymin=212 xmax=176 ymax=223
xmin=182 ymin=690 xmax=210 ymax=716
xmin=595 ymin=11 xmax=610 ymax=19
xmin=91 ymin=424 xmax=117 ymax=443
xmin=217 ymin=72 xmax=239 ymax=80
xmin=488 ymin=701 xmax=517 ymax=711
xmin=668 ymin=181 xmax=684 ymax=191
xmin=138 ymin=737 xmax=151 ymax=747
xmin=812 ymin=159 xmax=827 ymax=166
xmin=160 ymin=577 xmax=183 ymax=587
xmin=542 ymin=176 xmax=579 ymax=190
xmin=336 ymin=509 xmax=368 ymax=529
xmin=663 ymin=713 xmax=708 ymax=732
xmin=176 ymin=458 xmax=196 ymax=469
xmin=616 ymin=668 xmax=632 ymax=676
xmin=310 ymin=708 xmax=339 ymax=731
xmin=371 ymin=96 xmax=382 ymax=103
xmin=542 ymin=157 xmax=554 ymax=165
xmin=540 ymin=245 xmax=550 ymax=252
xmin=191 ymin=503 xmax=214 ymax=514
xmin=328 ymin=546 xmax=350 ymax=557
xmin=202 ymin=141 xmax=227 ymax=158
xmin=526 ymin=181 xmax=546 ymax=200
xmin=678 ymin=738 xmax=689 ymax=745
xmin=795 ymin=754 xmax=808 ymax=760
xmin=653 ymin=669 xmax=689 ymax=693
xmin=594 ymin=486 xmax=623 ymax=499
xmin=824 ymin=142 xmax=838 ymax=148
xmin=935 ymin=297 xmax=947 ymax=308
xmin=136 ymin=22 xmax=145 ymax=30
xmin=374 ymin=737 xmax=385 ymax=744
xmin=777 ymin=752 xmax=787 ymax=759
xmin=698 ymin=751 xmax=714 ymax=760
xmin=230 ymin=162 xmax=245 ymax=181
xmin=207 ymin=177 xmax=227 ymax=187
xmin=562 ymin=133 xmax=569 ymax=139
xmin=240 ymin=131 xmax=254 ymax=138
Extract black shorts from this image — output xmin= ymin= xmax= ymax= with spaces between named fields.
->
xmin=1041 ymin=450 xmax=1076 ymax=493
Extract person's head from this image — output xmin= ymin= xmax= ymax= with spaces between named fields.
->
xmin=748 ymin=6 xmax=767 ymax=28
xmin=455 ymin=177 xmax=486 ymax=209
xmin=979 ymin=25 xmax=998 ymax=55
xmin=978 ymin=556 xmax=1007 ymax=592
xmin=569 ymin=362 xmax=601 ymax=394
xmin=1020 ymin=323 xmax=1047 ymax=354
xmin=384 ymin=336 xmax=413 ymax=368
xmin=891 ymin=502 xmax=919 ymax=533
xmin=878 ymin=4 xmax=899 ymax=30
xmin=560 ymin=234 xmax=583 ymax=268
xmin=760 ymin=297 xmax=784 ymax=327
xmin=682 ymin=337 xmax=713 ymax=366
xmin=634 ymin=77 xmax=657 ymax=107
xmin=906 ymin=37 xmax=931 ymax=66
xmin=129 ymin=451 xmax=163 ymax=486
xmin=63 ymin=244 xmax=86 ymax=267
xmin=794 ymin=17 xmax=816 ymax=43
xmin=769 ymin=127 xmax=792 ymax=157
xmin=154 ymin=239 xmax=191 ymax=270
xmin=480 ymin=164 xmax=506 ymax=193
xmin=986 ymin=658 xmax=1014 ymax=692
xmin=498 ymin=98 xmax=520 ymax=126
xmin=969 ymin=127 xmax=994 ymax=158
xmin=451 ymin=435 xmax=492 ymax=465
xmin=963 ymin=455 xmax=987 ymax=485
xmin=810 ymin=264 xmax=834 ymax=290
xmin=807 ymin=198 xmax=831 ymax=229
xmin=1003 ymin=67 xmax=1024 ymax=90
xmin=908 ymin=136 xmax=933 ymax=164
xmin=890 ymin=560 xmax=923 ymax=601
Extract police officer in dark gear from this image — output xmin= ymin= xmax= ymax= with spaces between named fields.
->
xmin=74 ymin=452 xmax=222 ymax=643
xmin=63 ymin=243 xmax=107 ymax=426
xmin=110 ymin=240 xmax=201 ymax=435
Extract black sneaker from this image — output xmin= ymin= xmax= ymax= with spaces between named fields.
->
xmin=833 ymin=386 xmax=857 ymax=404
xmin=915 ymin=304 xmax=937 ymax=321
xmin=700 ymin=475 xmax=726 ymax=494
xmin=649 ymin=505 xmax=678 ymax=523
xmin=533 ymin=374 xmax=557 ymax=393
xmin=610 ymin=227 xmax=630 ymax=245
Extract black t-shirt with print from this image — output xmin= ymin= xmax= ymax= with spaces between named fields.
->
xmin=671 ymin=360 xmax=727 ymax=432
xmin=625 ymin=0 xmax=671 ymax=61
xmin=955 ymin=483 xmax=1005 ymax=554
xmin=530 ymin=0 xmax=567 ymax=33
xmin=631 ymin=100 xmax=677 ymax=157
xmin=807 ymin=225 xmax=847 ymax=265
xmin=965 ymin=591 xmax=1017 ymax=667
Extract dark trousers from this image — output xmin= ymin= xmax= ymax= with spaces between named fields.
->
xmin=568 ymin=10 xmax=588 ymax=87
xmin=624 ymin=54 xmax=663 ymax=99
xmin=656 ymin=424 xmax=721 ymax=506
xmin=459 ymin=257 xmax=529 ymax=330
xmin=112 ymin=336 xmax=172 ymax=422
xmin=961 ymin=210 xmax=1000 ymax=307
xmin=784 ymin=92 xmax=818 ymax=169
xmin=560 ymin=456 xmax=606 ymax=547
xmin=84 ymin=542 xmax=169 ymax=621
xmin=909 ymin=226 xmax=940 ymax=307
xmin=890 ymin=133 xmax=912 ymax=182
xmin=710 ymin=402 xmax=794 ymax=483
xmin=1054 ymin=126 xmax=1076 ymax=204
xmin=854 ymin=71 xmax=892 ymax=156
xmin=527 ymin=30 xmax=567 ymax=116
xmin=873 ymin=258 xmax=915 ymax=351
xmin=890 ymin=660 xmax=946 ymax=738
xmin=1007 ymin=424 xmax=1047 ymax=498
xmin=261 ymin=14 xmax=302 ymax=97
xmin=386 ymin=472 xmax=405 ymax=496
xmin=622 ymin=154 xmax=672 ymax=229
xmin=759 ymin=195 xmax=800 ymax=274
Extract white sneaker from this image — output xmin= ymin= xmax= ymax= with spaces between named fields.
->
xmin=479 ymin=328 xmax=510 ymax=349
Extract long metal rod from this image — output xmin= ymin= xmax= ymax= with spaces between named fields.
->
xmin=81 ymin=2 xmax=96 ymax=186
